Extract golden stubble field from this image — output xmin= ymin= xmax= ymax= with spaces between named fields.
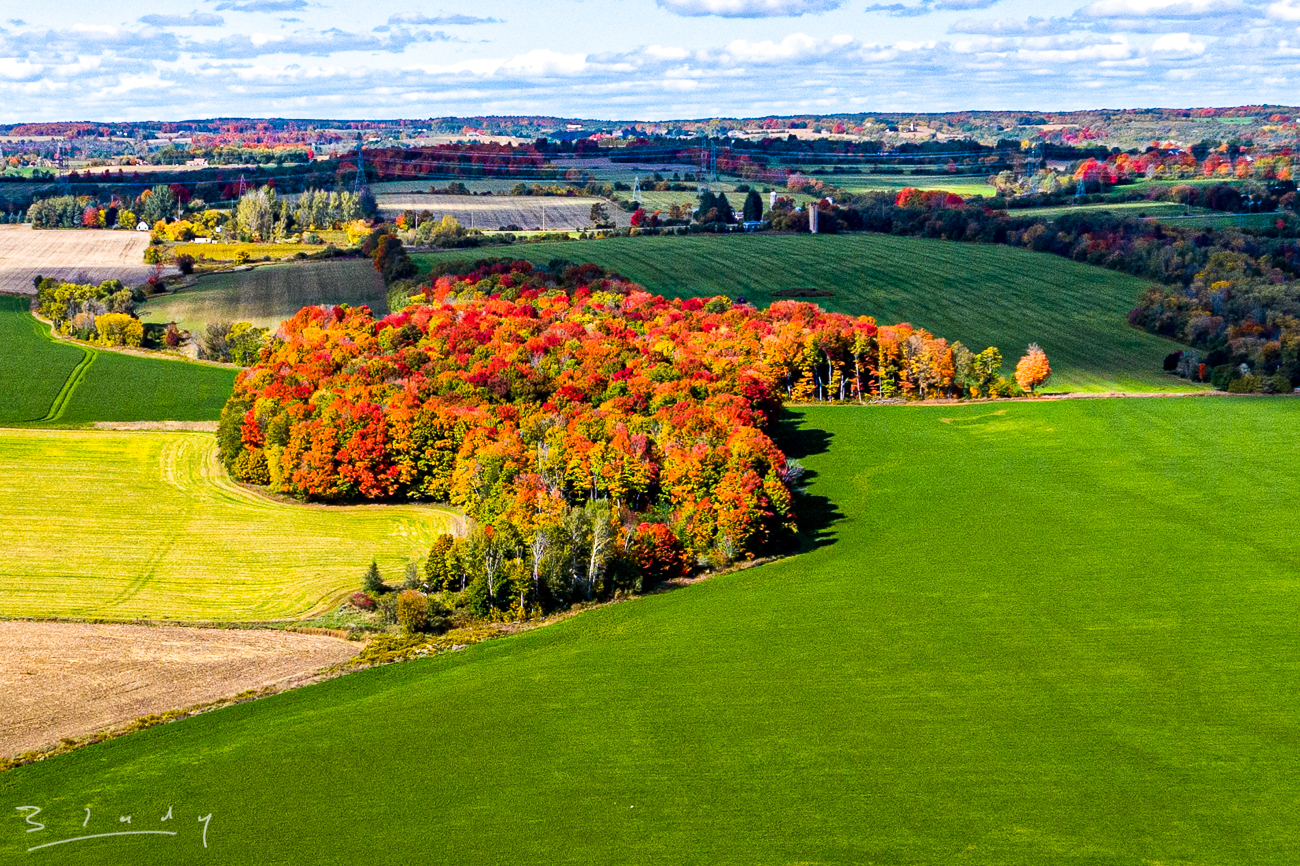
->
xmin=0 ymin=428 xmax=460 ymax=621
xmin=0 ymin=224 xmax=167 ymax=294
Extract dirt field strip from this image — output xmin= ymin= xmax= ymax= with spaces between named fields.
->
xmin=0 ymin=224 xmax=171 ymax=294
xmin=0 ymin=621 xmax=359 ymax=757
xmin=374 ymin=194 xmax=633 ymax=231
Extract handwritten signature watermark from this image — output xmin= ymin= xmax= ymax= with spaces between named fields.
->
xmin=13 ymin=804 xmax=212 ymax=853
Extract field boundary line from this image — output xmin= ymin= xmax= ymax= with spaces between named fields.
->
xmin=38 ymin=347 xmax=94 ymax=423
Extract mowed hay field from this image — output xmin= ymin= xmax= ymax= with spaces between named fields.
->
xmin=3 ymin=398 xmax=1298 ymax=863
xmin=376 ymin=193 xmax=633 ymax=230
xmin=0 ymin=298 xmax=236 ymax=425
xmin=0 ymin=225 xmax=166 ymax=294
xmin=139 ymin=259 xmax=386 ymax=334
xmin=835 ymin=174 xmax=998 ymax=197
xmin=0 ymin=429 xmax=457 ymax=620
xmin=417 ymin=234 xmax=1190 ymax=393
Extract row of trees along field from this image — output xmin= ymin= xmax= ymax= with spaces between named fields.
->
xmin=218 ymin=260 xmax=1046 ymax=618
xmin=36 ymin=275 xmax=268 ymax=361
xmin=26 ymin=184 xmax=377 ymax=244
xmin=36 ymin=278 xmax=147 ymax=346
xmin=791 ymin=189 xmax=1300 ymax=392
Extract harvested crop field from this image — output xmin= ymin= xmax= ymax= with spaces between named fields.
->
xmin=375 ymin=193 xmax=632 ymax=230
xmin=0 ymin=224 xmax=166 ymax=294
xmin=0 ymin=621 xmax=357 ymax=757
xmin=0 ymin=429 xmax=459 ymax=620
xmin=139 ymin=259 xmax=386 ymax=334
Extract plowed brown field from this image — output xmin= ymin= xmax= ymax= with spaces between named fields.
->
xmin=375 ymin=194 xmax=632 ymax=231
xmin=0 ymin=224 xmax=163 ymax=294
xmin=0 ymin=621 xmax=358 ymax=757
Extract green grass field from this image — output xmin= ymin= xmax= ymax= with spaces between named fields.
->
xmin=0 ymin=429 xmax=456 ymax=620
xmin=5 ymin=397 xmax=1298 ymax=863
xmin=417 ymin=234 xmax=1190 ymax=392
xmin=0 ymin=297 xmax=236 ymax=425
xmin=1010 ymin=201 xmax=1284 ymax=231
xmin=835 ymin=174 xmax=995 ymax=197
xmin=1154 ymin=211 xmax=1283 ymax=229
xmin=139 ymin=260 xmax=387 ymax=334
xmin=1015 ymin=200 xmax=1192 ymax=219
xmin=0 ymin=295 xmax=84 ymax=424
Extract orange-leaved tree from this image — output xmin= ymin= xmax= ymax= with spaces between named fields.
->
xmin=1015 ymin=343 xmax=1051 ymax=394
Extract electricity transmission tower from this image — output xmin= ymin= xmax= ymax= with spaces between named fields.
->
xmin=353 ymin=139 xmax=366 ymax=194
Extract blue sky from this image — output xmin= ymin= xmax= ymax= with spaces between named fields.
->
xmin=0 ymin=0 xmax=1292 ymax=121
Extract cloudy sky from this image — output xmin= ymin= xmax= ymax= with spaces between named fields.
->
xmin=0 ymin=0 xmax=1293 ymax=121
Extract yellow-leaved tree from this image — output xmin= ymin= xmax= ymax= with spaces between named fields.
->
xmin=1015 ymin=343 xmax=1051 ymax=394
xmin=95 ymin=313 xmax=144 ymax=348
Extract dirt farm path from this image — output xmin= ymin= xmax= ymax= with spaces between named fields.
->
xmin=0 ymin=621 xmax=358 ymax=757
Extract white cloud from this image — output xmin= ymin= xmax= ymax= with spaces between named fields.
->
xmin=139 ymin=11 xmax=225 ymax=27
xmin=191 ymin=28 xmax=448 ymax=59
xmin=934 ymin=0 xmax=1002 ymax=9
xmin=502 ymin=49 xmax=589 ymax=76
xmin=422 ymin=49 xmax=591 ymax=77
xmin=1151 ymin=30 xmax=1207 ymax=51
xmin=949 ymin=16 xmax=1075 ymax=34
xmin=721 ymin=32 xmax=856 ymax=62
xmin=642 ymin=44 xmax=691 ymax=60
xmin=1267 ymin=0 xmax=1300 ymax=18
xmin=1076 ymin=0 xmax=1248 ymax=19
xmin=656 ymin=0 xmax=843 ymax=18
xmin=387 ymin=12 xmax=502 ymax=25
xmin=213 ymin=0 xmax=307 ymax=11
xmin=0 ymin=58 xmax=44 ymax=81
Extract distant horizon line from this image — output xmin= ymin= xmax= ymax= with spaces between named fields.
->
xmin=1 ymin=105 xmax=1297 ymax=128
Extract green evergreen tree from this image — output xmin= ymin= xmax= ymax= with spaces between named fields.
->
xmin=743 ymin=189 xmax=764 ymax=222
xmin=363 ymin=559 xmax=386 ymax=595
xmin=696 ymin=191 xmax=717 ymax=223
xmin=424 ymin=534 xmax=456 ymax=590
xmin=715 ymin=194 xmax=735 ymax=224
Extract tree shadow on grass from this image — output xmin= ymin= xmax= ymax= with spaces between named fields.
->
xmin=770 ymin=409 xmax=843 ymax=554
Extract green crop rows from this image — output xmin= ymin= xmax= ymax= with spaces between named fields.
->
xmin=138 ymin=260 xmax=387 ymax=335
xmin=417 ymin=234 xmax=1193 ymax=392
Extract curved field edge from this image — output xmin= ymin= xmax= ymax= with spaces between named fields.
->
xmin=0 ymin=428 xmax=458 ymax=621
xmin=0 ymin=294 xmax=84 ymax=423
xmin=2 ymin=398 xmax=1297 ymax=865
xmin=0 ymin=298 xmax=237 ymax=427
xmin=415 ymin=234 xmax=1197 ymax=394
